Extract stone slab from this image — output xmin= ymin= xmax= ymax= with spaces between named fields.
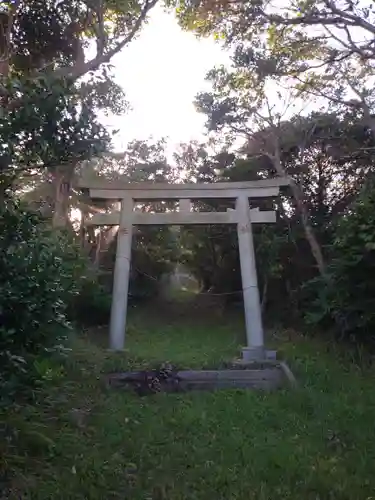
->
xmin=107 ymin=367 xmax=287 ymax=393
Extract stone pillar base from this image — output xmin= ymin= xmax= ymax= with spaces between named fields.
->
xmin=241 ymin=347 xmax=277 ymax=362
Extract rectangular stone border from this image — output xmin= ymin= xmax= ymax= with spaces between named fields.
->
xmin=106 ymin=363 xmax=296 ymax=393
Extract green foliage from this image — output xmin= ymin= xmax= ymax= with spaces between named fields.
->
xmin=180 ymin=0 xmax=375 ymax=141
xmin=180 ymin=222 xmax=240 ymax=293
xmin=99 ymin=225 xmax=179 ymax=302
xmin=0 ymin=75 xmax=110 ymax=188
xmin=68 ymin=278 xmax=112 ymax=326
xmin=10 ymin=0 xmax=156 ymax=74
xmin=0 ymin=0 xmax=157 ymax=195
xmin=131 ymin=226 xmax=180 ymax=300
xmin=192 ymin=71 xmax=375 ymax=324
xmin=79 ymin=140 xmax=182 ymax=302
xmin=0 ymin=199 xmax=88 ymax=400
xmin=306 ymin=178 xmax=375 ymax=343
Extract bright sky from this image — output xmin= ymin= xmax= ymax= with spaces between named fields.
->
xmin=102 ymin=6 xmax=230 ymax=153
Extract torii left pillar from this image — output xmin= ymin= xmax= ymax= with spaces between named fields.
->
xmin=109 ymin=197 xmax=133 ymax=350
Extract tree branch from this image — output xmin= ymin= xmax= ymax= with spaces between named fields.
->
xmin=293 ymin=75 xmax=359 ymax=108
xmin=323 ymin=0 xmax=375 ymax=35
xmin=91 ymin=0 xmax=106 ymax=56
xmin=323 ymin=25 xmax=352 ymax=52
xmin=267 ymin=1 xmax=375 ymax=38
xmin=56 ymin=0 xmax=159 ymax=81
xmin=268 ymin=12 xmax=357 ymax=29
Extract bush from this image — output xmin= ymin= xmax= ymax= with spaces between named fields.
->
xmin=0 ymin=200 xmax=87 ymax=401
xmin=68 ymin=278 xmax=112 ymax=326
xmin=306 ymin=179 xmax=375 ymax=344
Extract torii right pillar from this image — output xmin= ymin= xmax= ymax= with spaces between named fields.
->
xmin=236 ymin=194 xmax=268 ymax=361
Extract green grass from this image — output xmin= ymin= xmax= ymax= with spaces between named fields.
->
xmin=3 ymin=307 xmax=375 ymax=499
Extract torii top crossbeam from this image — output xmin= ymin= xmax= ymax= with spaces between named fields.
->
xmin=78 ymin=176 xmax=289 ymax=361
xmin=79 ymin=177 xmax=289 ymax=200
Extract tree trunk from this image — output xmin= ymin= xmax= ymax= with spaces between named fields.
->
xmin=289 ymin=177 xmax=326 ymax=274
xmin=0 ymin=4 xmax=15 ymax=78
xmin=79 ymin=211 xmax=87 ymax=247
xmin=201 ymin=275 xmax=212 ymax=292
xmin=51 ymin=165 xmax=75 ymax=228
xmin=94 ymin=230 xmax=103 ymax=267
xmin=93 ymin=226 xmax=118 ymax=266
xmin=261 ymin=277 xmax=268 ymax=314
xmin=272 ymin=153 xmax=326 ymax=275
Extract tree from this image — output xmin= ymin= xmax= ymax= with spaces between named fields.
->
xmin=173 ymin=111 xmax=375 ymax=319
xmin=195 ymin=64 xmax=329 ymax=274
xmin=0 ymin=76 xmax=111 ymax=225
xmin=0 ymin=0 xmax=158 ymax=81
xmin=177 ymin=0 xmax=375 ymax=134
xmin=178 ymin=1 xmax=375 ymax=57
xmin=75 ymin=139 xmax=181 ymax=298
xmin=306 ymin=174 xmax=375 ymax=344
xmin=172 ymin=141 xmax=236 ymax=293
xmin=0 ymin=0 xmax=158 ymax=224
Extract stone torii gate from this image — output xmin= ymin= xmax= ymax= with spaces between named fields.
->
xmin=79 ymin=178 xmax=288 ymax=361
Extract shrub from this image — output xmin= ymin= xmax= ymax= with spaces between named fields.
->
xmin=306 ymin=179 xmax=375 ymax=344
xmin=0 ymin=199 xmax=87 ymax=401
xmin=68 ymin=277 xmax=112 ymax=326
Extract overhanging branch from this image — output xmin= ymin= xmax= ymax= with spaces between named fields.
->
xmin=58 ymin=0 xmax=159 ymax=81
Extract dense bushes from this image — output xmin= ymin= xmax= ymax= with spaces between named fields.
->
xmin=68 ymin=278 xmax=112 ymax=326
xmin=306 ymin=180 xmax=375 ymax=344
xmin=0 ymin=198 xmax=177 ymax=403
xmin=0 ymin=200 xmax=89 ymax=401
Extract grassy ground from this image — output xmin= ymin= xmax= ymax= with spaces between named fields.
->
xmin=3 ymin=305 xmax=375 ymax=499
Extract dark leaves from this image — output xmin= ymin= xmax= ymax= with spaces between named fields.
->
xmin=0 ymin=200 xmax=90 ymax=401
